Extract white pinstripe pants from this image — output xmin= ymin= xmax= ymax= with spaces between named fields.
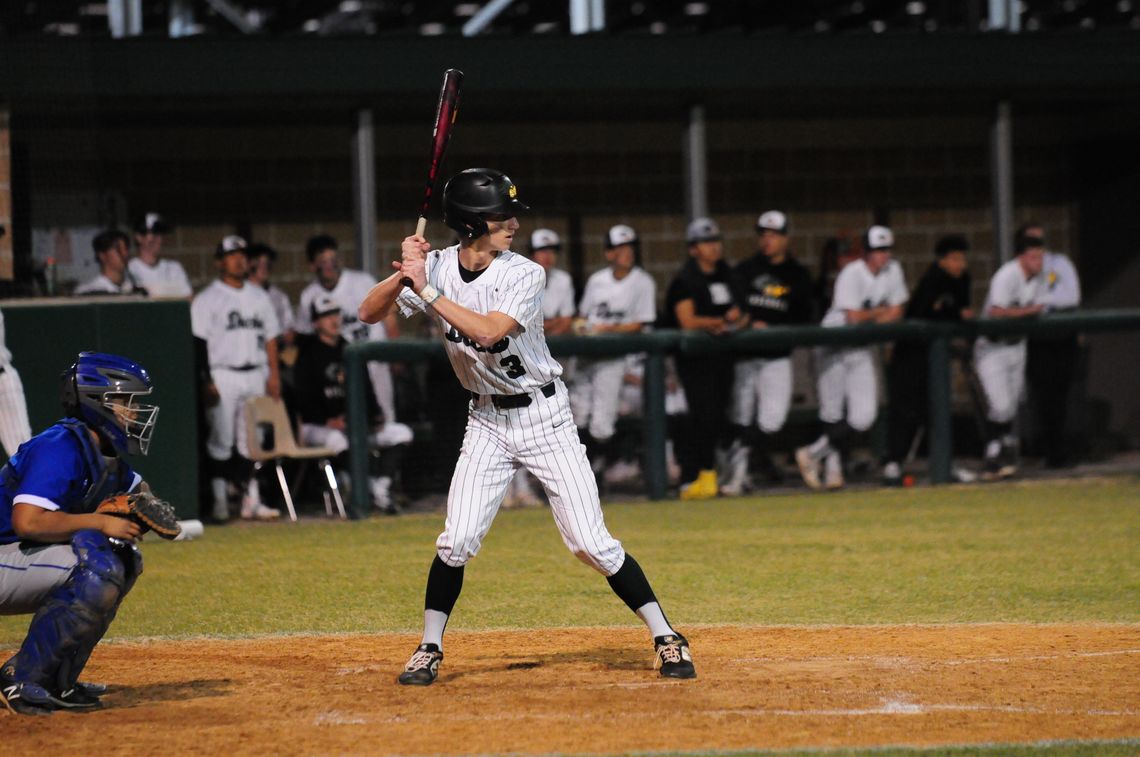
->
xmin=0 ymin=363 xmax=32 ymax=458
xmin=437 ymin=379 xmax=625 ymax=576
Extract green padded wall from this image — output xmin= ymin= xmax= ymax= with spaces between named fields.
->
xmin=1 ymin=299 xmax=198 ymax=519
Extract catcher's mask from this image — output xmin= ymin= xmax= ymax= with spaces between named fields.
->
xmin=61 ymin=352 xmax=159 ymax=456
xmin=442 ymin=168 xmax=530 ymax=241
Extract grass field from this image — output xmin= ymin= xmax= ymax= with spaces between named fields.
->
xmin=1 ymin=476 xmax=1137 ymax=755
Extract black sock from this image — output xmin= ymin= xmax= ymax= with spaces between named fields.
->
xmin=606 ymin=553 xmax=658 ymax=613
xmin=424 ymin=556 xmax=464 ymax=615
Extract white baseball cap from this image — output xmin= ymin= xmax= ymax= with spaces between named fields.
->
xmin=756 ymin=210 xmax=788 ymax=234
xmin=686 ymin=217 xmax=722 ymax=244
xmin=215 ymin=234 xmax=248 ymax=258
xmin=310 ymin=293 xmax=341 ymax=320
xmin=529 ymin=228 xmax=561 ymax=252
xmin=606 ymin=224 xmax=638 ymax=248
xmin=865 ymin=225 xmax=894 ymax=251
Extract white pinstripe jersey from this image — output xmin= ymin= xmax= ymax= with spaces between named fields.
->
xmin=0 ymin=309 xmax=11 ymax=365
xmin=191 ymin=280 xmax=281 ymax=370
xmin=543 ymin=267 xmax=576 ymax=320
xmin=397 ymin=245 xmax=561 ymax=395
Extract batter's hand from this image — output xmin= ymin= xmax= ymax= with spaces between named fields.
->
xmin=402 ymin=235 xmax=429 ymax=262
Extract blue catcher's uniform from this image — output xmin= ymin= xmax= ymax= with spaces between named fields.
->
xmin=1 ymin=419 xmax=145 ymax=711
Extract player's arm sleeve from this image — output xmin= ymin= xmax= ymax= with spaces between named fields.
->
xmin=830 ymin=267 xmax=863 ymax=314
xmin=906 ymin=273 xmax=937 ymax=319
xmin=194 ymin=337 xmax=213 ymax=385
xmin=986 ymin=268 xmax=1015 ymax=310
xmin=1053 ymin=256 xmax=1082 ymax=308
xmin=492 ymin=265 xmax=544 ymax=328
xmin=294 ymin=292 xmax=314 ymax=334
xmin=634 ymin=276 xmax=658 ymax=324
xmin=10 ymin=444 xmax=84 ymax=513
xmin=262 ymin=297 xmax=282 ymax=342
xmin=556 ymin=278 xmax=576 ymax=318
xmin=576 ymin=280 xmax=594 ymax=319
xmin=190 ymin=296 xmax=210 ymax=340
xmin=174 ymin=264 xmax=193 ymax=297
xmin=888 ymin=265 xmax=909 ymax=306
xmin=792 ymin=270 xmax=816 ymax=323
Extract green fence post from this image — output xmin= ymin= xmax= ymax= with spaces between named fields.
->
xmin=926 ymin=330 xmax=953 ymax=484
xmin=344 ymin=345 xmax=371 ymax=519
xmin=643 ymin=348 xmax=668 ymax=500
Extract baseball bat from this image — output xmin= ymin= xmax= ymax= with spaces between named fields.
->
xmin=403 ymin=68 xmax=464 ymax=287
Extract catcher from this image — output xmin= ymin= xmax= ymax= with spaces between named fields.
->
xmin=0 ymin=352 xmax=179 ymax=716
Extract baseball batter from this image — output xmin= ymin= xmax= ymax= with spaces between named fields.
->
xmin=571 ymin=224 xmax=657 ymax=477
xmin=0 ymin=308 xmax=32 ymax=458
xmin=0 ymin=352 xmax=156 ymax=715
xmin=723 ymin=210 xmax=814 ymax=495
xmin=191 ymin=235 xmax=282 ymax=522
xmin=359 ymin=168 xmax=695 ymax=685
xmin=127 ymin=213 xmax=192 ymax=298
xmin=974 ymin=226 xmax=1045 ymax=479
xmin=796 ymin=225 xmax=907 ymax=490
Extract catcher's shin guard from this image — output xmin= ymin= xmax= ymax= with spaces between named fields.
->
xmin=2 ymin=530 xmax=137 ymax=696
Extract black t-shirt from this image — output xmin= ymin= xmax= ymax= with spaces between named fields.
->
xmin=894 ymin=262 xmax=972 ymax=360
xmin=661 ymin=258 xmax=739 ymax=329
xmin=732 ymin=253 xmax=815 ymax=358
xmin=292 ymin=333 xmax=381 ymax=426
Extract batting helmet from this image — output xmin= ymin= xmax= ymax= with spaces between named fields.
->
xmin=60 ymin=352 xmax=159 ymax=456
xmin=442 ymin=168 xmax=529 ymax=240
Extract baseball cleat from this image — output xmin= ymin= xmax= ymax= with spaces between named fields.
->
xmin=50 ymin=686 xmax=103 ymax=710
xmin=823 ymin=452 xmax=845 ymax=490
xmin=240 ymin=502 xmax=281 ymax=521
xmin=1 ymin=680 xmax=57 ymax=716
xmin=679 ymin=470 xmax=718 ymax=500
xmin=795 ymin=447 xmax=822 ymax=490
xmin=653 ymin=634 xmax=696 ymax=679
xmin=398 ymin=643 xmax=443 ymax=686
xmin=75 ymin=680 xmax=108 ymax=697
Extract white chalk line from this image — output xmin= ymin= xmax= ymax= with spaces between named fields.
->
xmin=732 ymin=648 xmax=1140 ymax=665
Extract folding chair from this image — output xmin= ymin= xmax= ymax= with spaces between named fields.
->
xmin=244 ymin=396 xmax=347 ymax=521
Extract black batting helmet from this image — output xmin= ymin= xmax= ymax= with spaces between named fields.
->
xmin=442 ymin=168 xmax=530 ymax=240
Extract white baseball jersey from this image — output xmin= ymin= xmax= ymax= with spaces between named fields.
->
xmin=974 ymin=258 xmax=1043 ymax=424
xmin=577 ymin=266 xmax=657 ymax=329
xmin=0 ymin=309 xmax=32 ymax=457
xmin=127 ymin=257 xmax=192 ymax=298
xmin=543 ymin=267 xmax=576 ymax=321
xmin=1040 ymin=252 xmax=1081 ymax=310
xmin=296 ymin=269 xmax=385 ymax=343
xmin=73 ymin=274 xmax=138 ymax=296
xmin=821 ymin=258 xmax=909 ymax=327
xmin=191 ymin=280 xmax=281 ymax=370
xmin=397 ymin=245 xmax=562 ymax=395
xmin=265 ymin=284 xmax=295 ymax=334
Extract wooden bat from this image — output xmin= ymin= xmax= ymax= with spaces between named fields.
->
xmin=403 ymin=68 xmax=464 ymax=287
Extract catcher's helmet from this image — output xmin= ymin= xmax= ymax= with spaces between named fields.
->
xmin=60 ymin=352 xmax=159 ymax=456
xmin=442 ymin=168 xmax=529 ymax=240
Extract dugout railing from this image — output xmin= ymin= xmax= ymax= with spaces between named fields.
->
xmin=344 ymin=309 xmax=1140 ymax=518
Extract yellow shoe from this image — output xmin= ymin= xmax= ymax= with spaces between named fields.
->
xmin=680 ymin=469 xmax=719 ymax=500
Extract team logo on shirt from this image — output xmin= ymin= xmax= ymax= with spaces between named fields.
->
xmin=592 ymin=303 xmax=627 ymax=321
xmin=748 ymin=275 xmax=790 ymax=312
xmin=445 ymin=327 xmax=510 ymax=354
xmin=226 ymin=311 xmax=266 ymax=331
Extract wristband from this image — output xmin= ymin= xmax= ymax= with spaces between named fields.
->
xmin=419 ymin=284 xmax=441 ymax=306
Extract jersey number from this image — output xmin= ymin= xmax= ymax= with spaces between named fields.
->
xmin=500 ymin=355 xmax=527 ymax=379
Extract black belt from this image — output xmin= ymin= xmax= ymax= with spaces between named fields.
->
xmin=221 ymin=364 xmax=260 ymax=372
xmin=0 ymin=364 xmax=5 ymax=376
xmin=471 ymin=382 xmax=555 ymax=409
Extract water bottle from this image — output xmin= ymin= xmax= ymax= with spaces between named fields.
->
xmin=44 ymin=257 xmax=57 ymax=297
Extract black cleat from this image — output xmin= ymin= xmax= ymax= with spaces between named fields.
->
xmin=75 ymin=680 xmax=108 ymax=697
xmin=1 ymin=680 xmax=57 ymax=716
xmin=398 ymin=643 xmax=443 ymax=686
xmin=654 ymin=634 xmax=696 ymax=679
xmin=52 ymin=686 xmax=103 ymax=710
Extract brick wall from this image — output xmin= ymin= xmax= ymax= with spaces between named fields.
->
xmin=19 ymin=113 xmax=1076 ymax=308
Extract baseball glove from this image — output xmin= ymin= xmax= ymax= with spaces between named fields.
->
xmin=96 ymin=492 xmax=182 ymax=540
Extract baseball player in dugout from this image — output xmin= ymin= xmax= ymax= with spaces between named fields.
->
xmin=0 ymin=308 xmax=33 ymax=459
xmin=358 ymin=167 xmax=696 ymax=685
xmin=74 ymin=229 xmax=142 ymax=296
xmin=127 ymin=213 xmax=192 ymax=298
xmin=0 ymin=353 xmax=159 ymax=715
xmin=974 ymin=225 xmax=1047 ymax=480
xmin=1023 ymin=224 xmax=1082 ymax=469
xmin=662 ymin=216 xmax=744 ymax=500
xmin=796 ymin=225 xmax=908 ymax=491
xmin=882 ymin=235 xmax=974 ymax=486
xmin=246 ymin=243 xmax=296 ymax=347
xmin=292 ymin=294 xmax=413 ymax=514
xmin=722 ymin=210 xmax=814 ymax=495
xmin=571 ymin=224 xmax=658 ymax=483
xmin=191 ymin=235 xmax=283 ymax=522
xmin=295 ymin=234 xmax=405 ymax=444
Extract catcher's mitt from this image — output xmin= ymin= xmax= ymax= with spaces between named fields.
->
xmin=96 ymin=492 xmax=181 ymax=540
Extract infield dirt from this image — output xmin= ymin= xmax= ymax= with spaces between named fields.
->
xmin=3 ymin=624 xmax=1137 ymax=755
